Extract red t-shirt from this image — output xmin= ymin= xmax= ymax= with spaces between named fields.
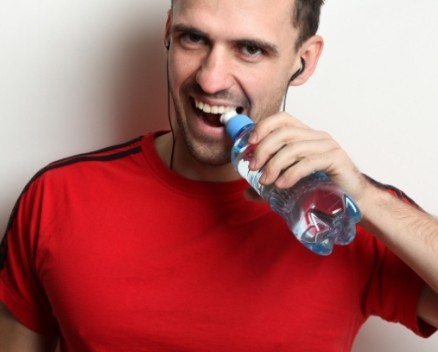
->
xmin=0 ymin=133 xmax=435 ymax=351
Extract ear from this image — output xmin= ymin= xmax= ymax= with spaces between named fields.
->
xmin=164 ymin=10 xmax=172 ymax=48
xmin=289 ymin=35 xmax=324 ymax=86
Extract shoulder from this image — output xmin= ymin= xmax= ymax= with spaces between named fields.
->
xmin=27 ymin=136 xmax=145 ymax=188
xmin=3 ymin=136 xmax=147 ymax=234
xmin=41 ymin=136 xmax=144 ymax=176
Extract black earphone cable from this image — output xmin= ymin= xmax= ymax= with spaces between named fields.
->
xmin=165 ymin=50 xmax=176 ymax=171
xmin=283 ymin=57 xmax=305 ymax=111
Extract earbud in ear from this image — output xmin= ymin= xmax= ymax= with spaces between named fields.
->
xmin=164 ymin=40 xmax=170 ymax=50
xmin=290 ymin=57 xmax=306 ymax=82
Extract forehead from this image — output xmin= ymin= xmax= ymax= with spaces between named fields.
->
xmin=171 ymin=0 xmax=297 ymax=44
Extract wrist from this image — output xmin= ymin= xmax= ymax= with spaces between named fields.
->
xmin=354 ymin=179 xmax=391 ymax=222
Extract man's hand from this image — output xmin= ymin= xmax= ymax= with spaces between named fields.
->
xmin=246 ymin=112 xmax=369 ymax=205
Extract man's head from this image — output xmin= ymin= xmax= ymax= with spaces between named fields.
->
xmin=164 ymin=0 xmax=324 ymax=176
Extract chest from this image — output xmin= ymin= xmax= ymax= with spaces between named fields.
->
xmin=38 ymin=200 xmax=364 ymax=351
xmin=38 ymin=183 xmax=363 ymax=352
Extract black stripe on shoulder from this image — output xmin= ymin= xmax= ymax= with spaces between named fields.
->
xmin=32 ymin=136 xmax=143 ymax=184
xmin=0 ymin=137 xmax=143 ymax=269
xmin=49 ymin=136 xmax=143 ymax=166
xmin=44 ymin=143 xmax=142 ymax=173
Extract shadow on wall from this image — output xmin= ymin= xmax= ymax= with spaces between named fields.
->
xmin=0 ymin=9 xmax=170 ymax=237
xmin=111 ymin=28 xmax=169 ymax=140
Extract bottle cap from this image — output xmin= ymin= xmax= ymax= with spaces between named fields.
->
xmin=220 ymin=111 xmax=254 ymax=140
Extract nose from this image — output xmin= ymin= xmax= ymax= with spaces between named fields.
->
xmin=195 ymin=47 xmax=234 ymax=95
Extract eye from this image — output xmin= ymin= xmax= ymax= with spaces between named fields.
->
xmin=238 ymin=41 xmax=269 ymax=62
xmin=242 ymin=44 xmax=263 ymax=57
xmin=180 ymin=31 xmax=206 ymax=47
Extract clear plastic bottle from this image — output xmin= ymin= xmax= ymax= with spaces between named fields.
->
xmin=221 ymin=111 xmax=362 ymax=255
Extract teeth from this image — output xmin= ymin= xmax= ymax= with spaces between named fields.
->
xmin=195 ymin=100 xmax=237 ymax=115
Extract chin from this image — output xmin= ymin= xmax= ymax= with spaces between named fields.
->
xmin=186 ymin=138 xmax=231 ymax=167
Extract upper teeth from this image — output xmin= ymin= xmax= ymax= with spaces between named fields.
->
xmin=195 ymin=100 xmax=237 ymax=114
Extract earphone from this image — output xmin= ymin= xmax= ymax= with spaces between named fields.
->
xmin=164 ymin=40 xmax=170 ymax=50
xmin=290 ymin=57 xmax=306 ymax=82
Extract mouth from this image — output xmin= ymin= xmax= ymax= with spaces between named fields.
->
xmin=193 ymin=99 xmax=238 ymax=128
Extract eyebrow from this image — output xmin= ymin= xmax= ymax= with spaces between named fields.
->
xmin=172 ymin=24 xmax=207 ymax=40
xmin=171 ymin=24 xmax=280 ymax=56
xmin=237 ymin=39 xmax=280 ymax=57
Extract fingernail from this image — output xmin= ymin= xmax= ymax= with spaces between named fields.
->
xmin=275 ymin=177 xmax=285 ymax=188
xmin=248 ymin=132 xmax=257 ymax=144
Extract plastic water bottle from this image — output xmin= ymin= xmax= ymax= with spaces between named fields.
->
xmin=220 ymin=111 xmax=362 ymax=255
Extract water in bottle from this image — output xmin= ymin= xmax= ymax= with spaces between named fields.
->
xmin=220 ymin=111 xmax=362 ymax=256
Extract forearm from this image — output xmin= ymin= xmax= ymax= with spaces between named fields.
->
xmin=0 ymin=303 xmax=59 ymax=352
xmin=358 ymin=183 xmax=438 ymax=293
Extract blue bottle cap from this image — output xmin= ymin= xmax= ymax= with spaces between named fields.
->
xmin=220 ymin=112 xmax=254 ymax=140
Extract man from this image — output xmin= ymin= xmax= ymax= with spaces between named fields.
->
xmin=1 ymin=0 xmax=437 ymax=350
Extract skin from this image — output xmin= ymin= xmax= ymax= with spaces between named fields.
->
xmin=0 ymin=303 xmax=58 ymax=351
xmin=1 ymin=0 xmax=437 ymax=349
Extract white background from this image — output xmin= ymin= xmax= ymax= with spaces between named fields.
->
xmin=1 ymin=0 xmax=437 ymax=350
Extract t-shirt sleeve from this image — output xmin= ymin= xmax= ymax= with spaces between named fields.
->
xmin=361 ymin=237 xmax=435 ymax=337
xmin=0 ymin=176 xmax=58 ymax=335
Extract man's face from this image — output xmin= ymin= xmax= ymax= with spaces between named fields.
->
xmin=167 ymin=0 xmax=300 ymax=167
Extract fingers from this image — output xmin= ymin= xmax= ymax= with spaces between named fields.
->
xmin=244 ymin=112 xmax=369 ymax=206
xmin=273 ymin=147 xmax=343 ymax=189
xmin=248 ymin=112 xmax=341 ymax=188
xmin=249 ymin=113 xmax=320 ymax=171
xmin=248 ymin=112 xmax=308 ymax=145
xmin=260 ymin=139 xmax=341 ymax=188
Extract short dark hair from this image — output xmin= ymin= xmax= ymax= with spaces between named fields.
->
xmin=293 ymin=0 xmax=325 ymax=50
xmin=169 ymin=0 xmax=325 ymax=50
